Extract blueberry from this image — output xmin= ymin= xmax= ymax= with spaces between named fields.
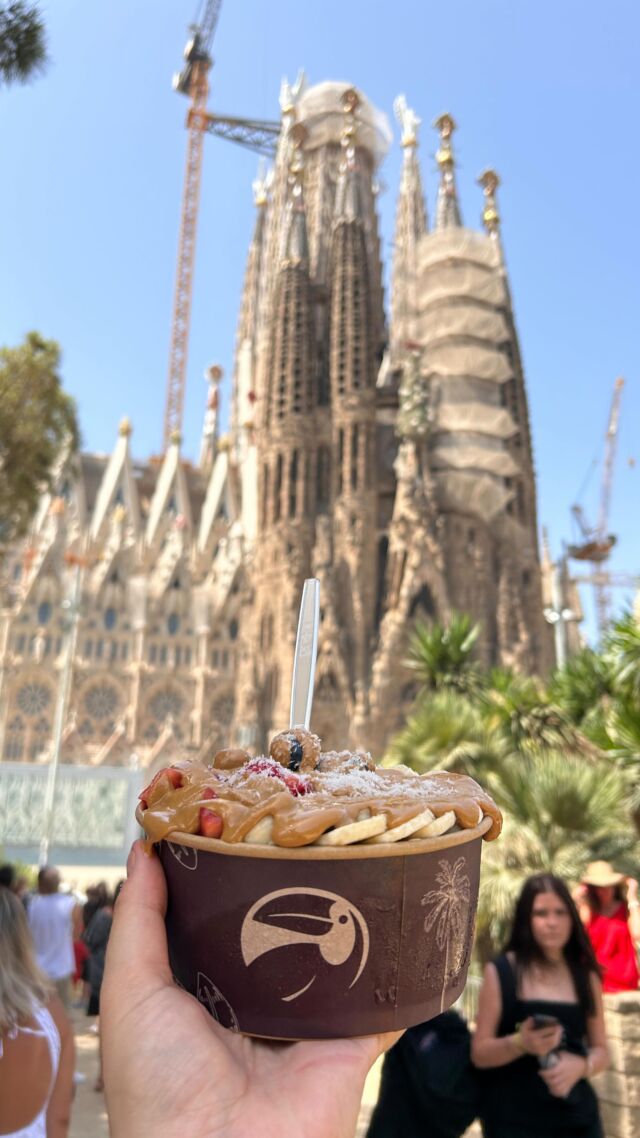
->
xmin=287 ymin=736 xmax=304 ymax=771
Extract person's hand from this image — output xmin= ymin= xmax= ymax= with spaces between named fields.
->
xmin=626 ymin=877 xmax=639 ymax=904
xmin=518 ymin=1017 xmax=563 ymax=1057
xmin=539 ymin=1051 xmax=587 ymax=1097
xmin=101 ymin=841 xmax=401 ymax=1138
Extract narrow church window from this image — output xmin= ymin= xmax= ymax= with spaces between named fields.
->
xmin=175 ymin=647 xmax=182 ymax=666
xmin=229 ymin=618 xmax=239 ymax=641
xmin=184 ymin=647 xmax=191 ymax=665
xmin=317 ymin=446 xmax=330 ymax=513
xmin=16 ymin=635 xmax=25 ymax=654
xmin=351 ymin=425 xmax=359 ymax=489
xmin=289 ymin=451 xmax=299 ymax=517
xmin=274 ymin=454 xmax=283 ymax=522
xmin=149 ymin=644 xmax=157 ymax=664
xmin=262 ymin=464 xmax=270 ymax=531
xmin=104 ymin=607 xmax=117 ymax=631
xmin=96 ymin=639 xmax=104 ymax=660
xmin=38 ymin=601 xmax=52 ymax=626
xmin=160 ymin=646 xmax=167 ymax=665
xmin=168 ymin=613 xmax=180 ymax=636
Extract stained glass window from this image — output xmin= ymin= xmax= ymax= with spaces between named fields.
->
xmin=17 ymin=682 xmax=52 ymax=717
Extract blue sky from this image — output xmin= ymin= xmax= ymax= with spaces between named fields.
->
xmin=2 ymin=0 xmax=638 ymax=643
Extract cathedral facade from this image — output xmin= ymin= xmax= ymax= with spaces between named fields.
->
xmin=0 ymin=78 xmax=552 ymax=772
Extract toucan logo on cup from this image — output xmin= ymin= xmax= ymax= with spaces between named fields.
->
xmin=166 ymin=841 xmax=198 ymax=871
xmin=240 ymin=887 xmax=370 ymax=1002
xmin=196 ymin=971 xmax=240 ymax=1032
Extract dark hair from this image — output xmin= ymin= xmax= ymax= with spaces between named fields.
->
xmin=585 ymin=882 xmax=625 ymax=913
xmin=0 ymin=864 xmax=16 ymax=890
xmin=504 ymin=874 xmax=601 ymax=1016
xmin=83 ymin=881 xmax=112 ymax=928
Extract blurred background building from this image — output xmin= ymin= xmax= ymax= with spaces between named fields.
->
xmin=0 ymin=78 xmax=555 ymax=776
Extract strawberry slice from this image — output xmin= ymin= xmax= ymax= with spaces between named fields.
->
xmin=199 ymin=807 xmax=223 ymax=839
xmin=139 ymin=767 xmax=183 ymax=809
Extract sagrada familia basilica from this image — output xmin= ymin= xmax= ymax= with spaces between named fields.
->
xmin=0 ymin=78 xmax=556 ymax=771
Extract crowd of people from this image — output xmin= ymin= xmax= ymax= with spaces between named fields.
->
xmin=0 ymin=853 xmax=638 ymax=1138
xmin=0 ymin=863 xmax=121 ymax=1136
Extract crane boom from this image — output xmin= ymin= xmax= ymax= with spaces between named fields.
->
xmin=163 ymin=54 xmax=210 ymax=448
xmin=163 ymin=0 xmax=280 ymax=449
xmin=567 ymin=375 xmax=625 ymax=636
xmin=597 ymin=376 xmax=624 ymax=539
xmin=196 ymin=0 xmax=222 ymax=50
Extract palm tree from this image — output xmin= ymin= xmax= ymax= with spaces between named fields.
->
xmin=605 ymin=610 xmax=640 ymax=704
xmin=384 ymin=689 xmax=508 ymax=780
xmin=548 ymin=647 xmax=615 ymax=726
xmin=406 ymin=612 xmax=482 ymax=695
xmin=0 ymin=2 xmax=47 ymax=87
xmin=479 ymin=667 xmax=599 ymax=758
xmin=477 ymin=750 xmax=639 ymax=953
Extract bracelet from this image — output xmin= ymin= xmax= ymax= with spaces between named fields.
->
xmin=512 ymin=1028 xmax=527 ymax=1055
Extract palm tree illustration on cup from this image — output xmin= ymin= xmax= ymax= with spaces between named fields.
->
xmin=422 ymin=856 xmax=472 ymax=1012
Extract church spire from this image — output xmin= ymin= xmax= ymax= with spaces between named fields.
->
xmin=264 ymin=125 xmax=314 ymax=431
xmin=282 ymin=123 xmax=309 ymax=264
xmin=434 ymin=113 xmax=462 ymax=229
xmin=334 ymin=88 xmax=362 ymax=221
xmin=391 ymin=95 xmax=428 ymax=347
xmin=199 ymin=364 xmax=223 ymax=474
xmin=478 ymin=168 xmax=501 ymax=239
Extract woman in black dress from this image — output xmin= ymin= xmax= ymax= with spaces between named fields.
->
xmin=472 ymin=873 xmax=609 ymax=1138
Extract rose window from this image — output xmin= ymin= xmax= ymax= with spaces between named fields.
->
xmin=149 ymin=688 xmax=184 ymax=722
xmin=17 ymin=682 xmax=52 ymax=717
xmin=84 ymin=684 xmax=120 ymax=721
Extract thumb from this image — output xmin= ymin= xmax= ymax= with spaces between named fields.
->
xmin=104 ymin=840 xmax=173 ymax=1000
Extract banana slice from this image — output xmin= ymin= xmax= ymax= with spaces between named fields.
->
xmin=316 ymin=814 xmax=387 ymax=846
xmin=367 ymin=806 xmax=436 ymax=844
xmin=413 ymin=810 xmax=457 ymax=838
xmin=243 ymin=816 xmax=274 ymax=844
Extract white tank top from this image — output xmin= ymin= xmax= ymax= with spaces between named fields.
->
xmin=0 ymin=1002 xmax=61 ymax=1137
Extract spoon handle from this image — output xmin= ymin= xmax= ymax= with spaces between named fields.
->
xmin=289 ymin=578 xmax=320 ymax=730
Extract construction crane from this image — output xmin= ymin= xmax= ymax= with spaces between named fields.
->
xmin=568 ymin=376 xmax=625 ymax=633
xmin=163 ymin=0 xmax=280 ymax=450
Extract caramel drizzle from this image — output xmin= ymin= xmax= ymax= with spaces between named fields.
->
xmin=141 ymin=764 xmax=502 ymax=848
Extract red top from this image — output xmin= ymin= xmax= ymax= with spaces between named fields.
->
xmin=587 ymin=903 xmax=639 ymax=992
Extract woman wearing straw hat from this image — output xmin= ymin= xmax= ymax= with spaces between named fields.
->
xmin=573 ymin=862 xmax=640 ymax=993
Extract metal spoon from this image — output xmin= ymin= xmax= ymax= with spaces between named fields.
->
xmin=289 ymin=578 xmax=320 ymax=730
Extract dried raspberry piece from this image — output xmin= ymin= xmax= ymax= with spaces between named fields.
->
xmin=245 ymin=757 xmax=286 ymax=779
xmin=283 ymin=772 xmax=311 ymax=797
xmin=245 ymin=757 xmax=310 ymax=797
xmin=201 ymin=786 xmax=217 ymax=801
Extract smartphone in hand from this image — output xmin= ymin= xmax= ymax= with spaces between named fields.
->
xmin=531 ymin=1014 xmax=560 ymax=1030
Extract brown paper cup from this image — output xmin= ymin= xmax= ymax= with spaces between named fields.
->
xmin=140 ymin=809 xmax=491 ymax=1040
